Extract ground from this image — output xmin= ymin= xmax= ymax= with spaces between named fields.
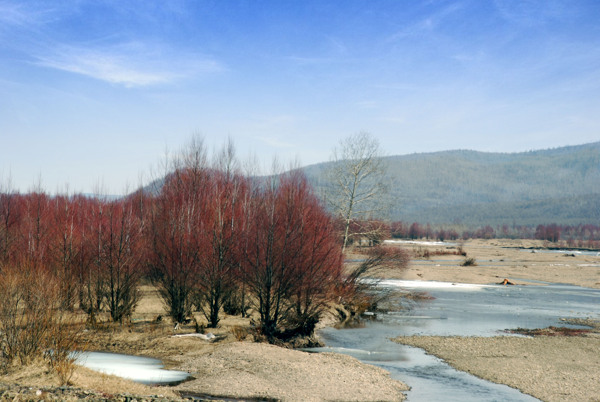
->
xmin=1 ymin=239 xmax=599 ymax=401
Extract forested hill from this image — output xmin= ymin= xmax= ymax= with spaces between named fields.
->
xmin=303 ymin=142 xmax=600 ymax=226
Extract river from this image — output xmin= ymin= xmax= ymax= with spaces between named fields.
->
xmin=313 ymin=280 xmax=600 ymax=401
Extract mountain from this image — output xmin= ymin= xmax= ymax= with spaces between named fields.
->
xmin=303 ymin=142 xmax=600 ymax=226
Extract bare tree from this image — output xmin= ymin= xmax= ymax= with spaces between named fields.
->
xmin=148 ymin=136 xmax=208 ymax=324
xmin=326 ymin=132 xmax=387 ymax=251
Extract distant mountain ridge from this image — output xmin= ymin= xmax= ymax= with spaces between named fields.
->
xmin=303 ymin=142 xmax=600 ymax=226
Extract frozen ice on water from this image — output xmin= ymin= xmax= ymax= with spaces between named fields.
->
xmin=74 ymin=351 xmax=190 ymax=385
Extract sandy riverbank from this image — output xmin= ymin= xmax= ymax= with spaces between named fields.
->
xmin=395 ymin=330 xmax=600 ymax=402
xmin=383 ymin=238 xmax=600 ymax=289
xmin=388 ymin=239 xmax=600 ymax=402
xmin=172 ymin=342 xmax=408 ymax=401
xmin=1 ymin=284 xmax=409 ymax=401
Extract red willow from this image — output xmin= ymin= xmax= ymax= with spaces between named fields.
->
xmin=0 ymin=147 xmax=344 ymax=339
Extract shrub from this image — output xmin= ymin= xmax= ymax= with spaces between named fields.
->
xmin=231 ymin=325 xmax=249 ymax=341
xmin=0 ymin=265 xmax=57 ymax=365
xmin=461 ymin=257 xmax=477 ymax=266
xmin=45 ymin=316 xmax=86 ymax=385
xmin=0 ymin=265 xmax=85 ymax=382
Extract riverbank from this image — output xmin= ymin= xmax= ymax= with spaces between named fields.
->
xmin=394 ymin=329 xmax=600 ymax=402
xmin=387 ymin=239 xmax=600 ymax=401
xmin=2 ymin=239 xmax=598 ymax=401
xmin=387 ymin=238 xmax=600 ymax=289
xmin=0 ymin=283 xmax=408 ymax=401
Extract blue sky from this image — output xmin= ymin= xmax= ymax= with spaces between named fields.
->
xmin=1 ymin=0 xmax=599 ymax=194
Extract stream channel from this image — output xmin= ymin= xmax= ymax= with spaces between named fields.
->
xmin=311 ymin=279 xmax=600 ymax=401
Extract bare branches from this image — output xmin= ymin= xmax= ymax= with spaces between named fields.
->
xmin=326 ymin=132 xmax=388 ymax=250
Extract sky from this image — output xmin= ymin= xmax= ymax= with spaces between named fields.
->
xmin=1 ymin=0 xmax=599 ymax=195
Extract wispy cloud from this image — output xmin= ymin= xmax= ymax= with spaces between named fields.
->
xmin=0 ymin=1 xmax=44 ymax=28
xmin=256 ymin=136 xmax=296 ymax=149
xmin=493 ymin=0 xmax=569 ymax=27
xmin=35 ymin=43 xmax=224 ymax=87
xmin=387 ymin=2 xmax=465 ymax=41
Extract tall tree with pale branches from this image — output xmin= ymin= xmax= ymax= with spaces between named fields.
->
xmin=326 ymin=132 xmax=387 ymax=251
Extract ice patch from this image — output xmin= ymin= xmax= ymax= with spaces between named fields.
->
xmin=74 ymin=351 xmax=190 ymax=385
xmin=384 ymin=240 xmax=457 ymax=246
xmin=377 ymin=279 xmax=493 ymax=290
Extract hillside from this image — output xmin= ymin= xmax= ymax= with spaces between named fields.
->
xmin=304 ymin=142 xmax=600 ymax=226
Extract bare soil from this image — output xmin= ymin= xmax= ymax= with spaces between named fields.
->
xmin=395 ymin=332 xmax=600 ymax=402
xmin=384 ymin=238 xmax=600 ymax=289
xmin=1 ymin=283 xmax=408 ymax=401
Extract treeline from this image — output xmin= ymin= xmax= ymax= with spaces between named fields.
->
xmin=385 ymin=221 xmax=600 ymax=248
xmin=0 ymin=141 xmax=344 ymax=340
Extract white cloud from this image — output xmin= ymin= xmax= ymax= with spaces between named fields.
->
xmin=35 ymin=43 xmax=223 ymax=87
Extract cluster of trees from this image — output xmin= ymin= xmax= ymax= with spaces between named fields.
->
xmin=387 ymin=220 xmax=600 ymax=248
xmin=0 ymin=185 xmax=146 ymax=324
xmin=0 ymin=140 xmax=344 ymax=341
xmin=147 ymin=140 xmax=344 ymax=338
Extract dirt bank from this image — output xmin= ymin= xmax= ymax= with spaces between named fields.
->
xmin=394 ymin=333 xmax=600 ymax=402
xmin=172 ymin=342 xmax=408 ymax=401
xmin=383 ymin=239 xmax=600 ymax=288
xmin=1 ymin=284 xmax=409 ymax=401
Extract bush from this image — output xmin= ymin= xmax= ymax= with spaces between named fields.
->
xmin=231 ymin=325 xmax=249 ymax=341
xmin=0 ymin=265 xmax=57 ymax=365
xmin=461 ymin=257 xmax=477 ymax=266
xmin=45 ymin=316 xmax=86 ymax=385
xmin=0 ymin=265 xmax=85 ymax=383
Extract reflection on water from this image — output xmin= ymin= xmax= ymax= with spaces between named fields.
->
xmin=315 ymin=280 xmax=600 ymax=401
xmin=74 ymin=351 xmax=190 ymax=385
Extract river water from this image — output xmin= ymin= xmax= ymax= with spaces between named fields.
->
xmin=313 ymin=280 xmax=600 ymax=401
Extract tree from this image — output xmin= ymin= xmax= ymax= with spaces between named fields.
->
xmin=326 ymin=132 xmax=387 ymax=251
xmin=49 ymin=195 xmax=80 ymax=310
xmin=242 ymin=170 xmax=342 ymax=339
xmin=195 ymin=141 xmax=249 ymax=328
xmin=101 ymin=199 xmax=144 ymax=323
xmin=148 ymin=137 xmax=208 ymax=324
xmin=0 ymin=179 xmax=21 ymax=268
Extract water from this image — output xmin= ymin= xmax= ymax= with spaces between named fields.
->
xmin=313 ymin=280 xmax=600 ymax=401
xmin=520 ymin=248 xmax=600 ymax=257
xmin=74 ymin=351 xmax=190 ymax=385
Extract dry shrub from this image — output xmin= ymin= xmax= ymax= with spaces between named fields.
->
xmin=0 ymin=264 xmax=85 ymax=384
xmin=412 ymin=247 xmax=467 ymax=259
xmin=335 ymin=245 xmax=410 ymax=327
xmin=45 ymin=316 xmax=87 ymax=385
xmin=0 ymin=265 xmax=58 ymax=366
xmin=231 ymin=325 xmax=249 ymax=341
xmin=461 ymin=257 xmax=477 ymax=266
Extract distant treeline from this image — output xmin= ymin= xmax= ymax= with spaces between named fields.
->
xmin=383 ymin=221 xmax=600 ymax=249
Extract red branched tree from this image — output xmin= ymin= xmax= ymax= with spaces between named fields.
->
xmin=242 ymin=171 xmax=342 ymax=339
xmin=148 ymin=139 xmax=209 ymax=324
xmin=101 ymin=199 xmax=144 ymax=322
xmin=195 ymin=145 xmax=249 ymax=327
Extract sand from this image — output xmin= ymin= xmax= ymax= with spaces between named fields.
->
xmin=389 ymin=239 xmax=600 ymax=402
xmin=394 ymin=334 xmax=600 ymax=402
xmin=172 ymin=342 xmax=408 ymax=401
xmin=384 ymin=238 xmax=600 ymax=289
